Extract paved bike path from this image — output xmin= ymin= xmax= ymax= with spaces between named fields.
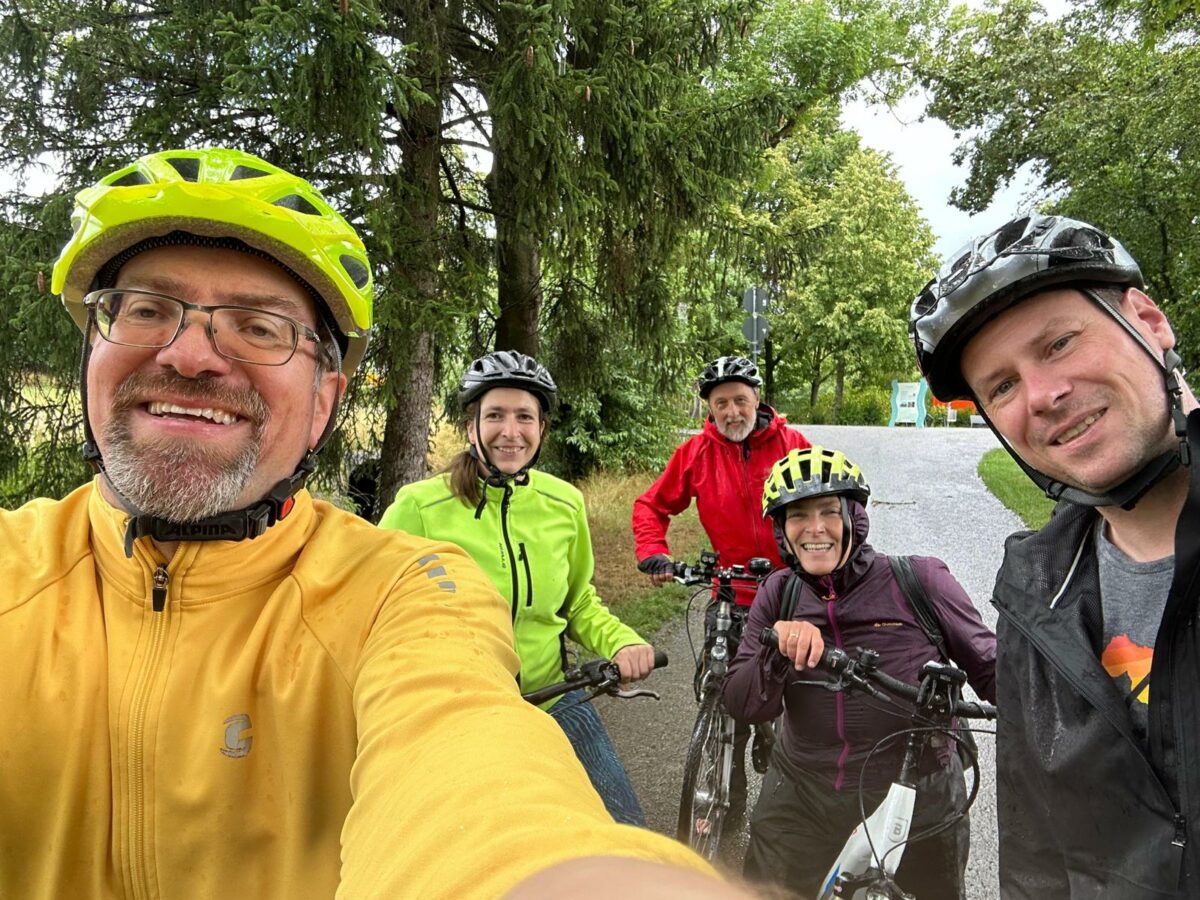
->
xmin=597 ymin=423 xmax=1018 ymax=895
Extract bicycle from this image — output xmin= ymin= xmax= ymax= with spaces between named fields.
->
xmin=673 ymin=551 xmax=773 ymax=860
xmin=521 ymin=651 xmax=670 ymax=706
xmin=761 ymin=627 xmax=997 ymax=900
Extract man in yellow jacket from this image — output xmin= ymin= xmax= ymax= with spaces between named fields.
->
xmin=0 ymin=148 xmax=742 ymax=900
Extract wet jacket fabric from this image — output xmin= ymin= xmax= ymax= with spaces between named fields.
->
xmin=0 ymin=480 xmax=704 ymax=900
xmin=632 ymin=406 xmax=809 ymax=604
xmin=993 ymin=424 xmax=1200 ymax=900
xmin=379 ymin=469 xmax=645 ymax=707
xmin=724 ymin=501 xmax=996 ymax=792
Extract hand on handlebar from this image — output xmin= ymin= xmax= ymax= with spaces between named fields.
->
xmin=613 ymin=643 xmax=658 ymax=683
xmin=771 ymin=620 xmax=825 ymax=671
xmin=637 ymin=554 xmax=675 ymax=587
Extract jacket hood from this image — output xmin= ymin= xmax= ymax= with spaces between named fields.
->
xmin=773 ymin=497 xmax=875 ymax=594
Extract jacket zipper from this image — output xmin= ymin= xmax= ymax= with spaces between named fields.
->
xmin=498 ymin=485 xmax=519 ymax=620
xmin=130 ymin=563 xmax=171 ymax=899
xmin=824 ymin=590 xmax=852 ymax=792
xmin=519 ymin=542 xmax=534 ymax=607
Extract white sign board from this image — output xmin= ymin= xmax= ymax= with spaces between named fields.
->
xmin=893 ymin=382 xmax=920 ymax=425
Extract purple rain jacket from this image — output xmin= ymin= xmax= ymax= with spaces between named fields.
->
xmin=723 ymin=500 xmax=996 ymax=793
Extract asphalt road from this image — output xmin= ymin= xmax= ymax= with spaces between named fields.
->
xmin=597 ymin=423 xmax=1017 ymax=896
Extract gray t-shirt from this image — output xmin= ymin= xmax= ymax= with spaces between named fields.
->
xmin=1095 ymin=524 xmax=1175 ymax=747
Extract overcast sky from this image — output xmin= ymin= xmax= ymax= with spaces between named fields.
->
xmin=840 ymin=90 xmax=1044 ymax=264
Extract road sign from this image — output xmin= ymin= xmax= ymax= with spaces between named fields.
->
xmin=742 ymin=313 xmax=769 ymax=344
xmin=742 ymin=286 xmax=767 ymax=314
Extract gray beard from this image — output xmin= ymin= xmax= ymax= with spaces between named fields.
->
xmin=102 ymin=418 xmax=262 ymax=521
xmin=99 ymin=372 xmax=268 ymax=522
xmin=718 ymin=418 xmax=754 ymax=443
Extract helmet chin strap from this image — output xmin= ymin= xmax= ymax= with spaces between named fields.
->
xmin=977 ymin=291 xmax=1190 ymax=511
xmin=78 ymin=318 xmax=338 ymax=558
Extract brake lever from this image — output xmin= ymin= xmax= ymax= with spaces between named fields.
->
xmin=612 ymin=686 xmax=661 ymax=700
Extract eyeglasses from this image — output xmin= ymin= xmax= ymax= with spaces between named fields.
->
xmin=83 ymin=288 xmax=322 ymax=366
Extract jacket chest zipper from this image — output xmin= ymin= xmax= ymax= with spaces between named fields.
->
xmin=824 ymin=592 xmax=852 ymax=791
xmin=129 ymin=563 xmax=171 ymax=899
xmin=737 ymin=444 xmax=764 ymax=556
xmin=518 ymin=542 xmax=534 ymax=607
xmin=499 ymin=488 xmax=519 ymax=620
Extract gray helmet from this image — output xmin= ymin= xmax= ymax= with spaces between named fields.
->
xmin=458 ymin=351 xmax=557 ymax=411
xmin=697 ymin=356 xmax=762 ymax=399
xmin=911 ymin=214 xmax=1143 ymax=401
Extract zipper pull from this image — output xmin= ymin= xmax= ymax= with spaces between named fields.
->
xmin=152 ymin=564 xmax=169 ymax=613
xmin=1173 ymin=814 xmax=1188 ymax=848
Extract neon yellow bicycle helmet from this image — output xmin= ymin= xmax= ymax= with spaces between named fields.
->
xmin=51 ymin=147 xmax=372 ymax=376
xmin=762 ymin=446 xmax=871 ymax=519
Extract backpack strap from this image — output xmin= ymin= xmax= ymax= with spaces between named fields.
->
xmin=888 ymin=555 xmax=948 ymax=661
xmin=780 ymin=571 xmax=804 ymax=621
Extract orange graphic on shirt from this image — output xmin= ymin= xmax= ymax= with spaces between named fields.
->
xmin=1101 ymin=635 xmax=1153 ymax=705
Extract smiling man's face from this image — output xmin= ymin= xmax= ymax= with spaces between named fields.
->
xmin=88 ymin=243 xmax=340 ymax=521
xmin=961 ymin=286 xmax=1176 ymax=495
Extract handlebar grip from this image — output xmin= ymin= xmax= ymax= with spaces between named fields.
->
xmin=953 ymin=699 xmax=998 ymax=720
xmin=653 ymin=650 xmax=670 ymax=670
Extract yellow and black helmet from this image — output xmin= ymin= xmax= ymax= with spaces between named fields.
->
xmin=52 ymin=147 xmax=373 ymax=376
xmin=762 ymin=446 xmax=870 ymax=519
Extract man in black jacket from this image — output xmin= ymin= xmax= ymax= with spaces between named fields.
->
xmin=910 ymin=214 xmax=1200 ymax=898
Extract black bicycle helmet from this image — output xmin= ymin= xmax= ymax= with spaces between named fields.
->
xmin=910 ymin=214 xmax=1143 ymax=402
xmin=910 ymin=214 xmax=1188 ymax=511
xmin=697 ymin=356 xmax=762 ymax=399
xmin=458 ymin=350 xmax=557 ymax=411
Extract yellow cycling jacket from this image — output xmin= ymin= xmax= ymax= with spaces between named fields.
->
xmin=0 ymin=481 xmax=705 ymax=899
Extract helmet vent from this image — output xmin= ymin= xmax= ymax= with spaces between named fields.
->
xmin=341 ymin=255 xmax=370 ymax=289
xmin=231 ymin=165 xmax=271 ymax=180
xmin=164 ymin=157 xmax=201 ymax=182
xmin=273 ymin=193 xmax=321 ymax=216
xmin=110 ymin=170 xmax=151 ymax=187
xmin=994 ymin=216 xmax=1031 ymax=254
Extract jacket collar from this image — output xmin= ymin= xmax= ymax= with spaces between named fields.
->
xmin=88 ymin=478 xmax=317 ymax=606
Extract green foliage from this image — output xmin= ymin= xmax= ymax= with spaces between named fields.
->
xmin=836 ymin=386 xmax=892 ymax=425
xmin=0 ymin=0 xmax=948 ymax=501
xmin=727 ymin=115 xmax=938 ymax=410
xmin=924 ymin=0 xmax=1200 ymax=368
xmin=977 ymin=447 xmax=1055 ymax=530
xmin=786 ymin=385 xmax=892 ymax=426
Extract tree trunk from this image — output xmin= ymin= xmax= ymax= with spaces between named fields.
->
xmin=378 ymin=328 xmax=437 ymax=514
xmin=375 ymin=0 xmax=443 ymax=514
xmin=488 ymin=147 xmax=543 ymax=356
xmin=486 ymin=6 xmax=543 ymax=357
xmin=494 ymin=219 xmax=542 ymax=354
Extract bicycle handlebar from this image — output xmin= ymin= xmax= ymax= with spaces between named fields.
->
xmin=760 ymin=627 xmax=996 ymax=720
xmin=521 ymin=650 xmax=670 ymax=706
xmin=672 ymin=552 xmax=773 ymax=587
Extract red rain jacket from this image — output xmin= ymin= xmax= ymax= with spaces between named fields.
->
xmin=632 ymin=406 xmax=809 ymax=604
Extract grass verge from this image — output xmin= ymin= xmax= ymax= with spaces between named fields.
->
xmin=977 ymin=448 xmax=1055 ymax=530
xmin=581 ymin=470 xmax=710 ymax=640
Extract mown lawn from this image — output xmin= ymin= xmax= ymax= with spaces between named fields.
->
xmin=977 ymin=448 xmax=1056 ymax=530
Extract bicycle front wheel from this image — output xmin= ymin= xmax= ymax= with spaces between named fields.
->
xmin=677 ymin=691 xmax=734 ymax=860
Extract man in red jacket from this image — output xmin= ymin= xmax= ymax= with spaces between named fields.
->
xmin=632 ymin=356 xmax=809 ymax=819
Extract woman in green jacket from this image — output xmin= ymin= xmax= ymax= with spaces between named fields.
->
xmin=379 ymin=351 xmax=656 ymax=825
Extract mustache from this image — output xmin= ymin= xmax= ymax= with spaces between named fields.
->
xmin=109 ymin=372 xmax=270 ymax=427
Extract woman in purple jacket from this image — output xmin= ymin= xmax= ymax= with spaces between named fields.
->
xmin=724 ymin=446 xmax=995 ymax=900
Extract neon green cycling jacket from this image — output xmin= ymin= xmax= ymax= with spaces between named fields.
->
xmin=379 ymin=470 xmax=646 ymax=706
